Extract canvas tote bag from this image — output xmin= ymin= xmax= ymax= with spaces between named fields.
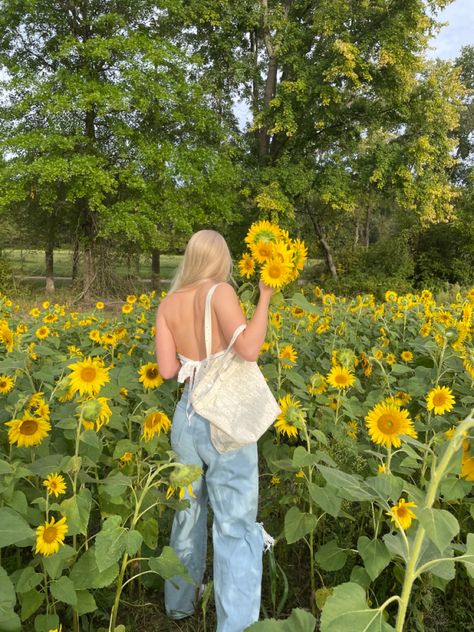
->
xmin=190 ymin=284 xmax=281 ymax=453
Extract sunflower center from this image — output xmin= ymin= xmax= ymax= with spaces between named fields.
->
xmin=377 ymin=414 xmax=399 ymax=435
xmin=146 ymin=368 xmax=158 ymax=379
xmin=0 ymin=380 xmax=6 ymax=387
xmin=396 ymin=507 xmax=408 ymax=519
xmin=43 ymin=525 xmax=58 ymax=543
xmin=433 ymin=393 xmax=447 ymax=406
xmin=145 ymin=415 xmax=159 ymax=428
xmin=20 ymin=419 xmax=39 ymax=435
xmin=50 ymin=481 xmax=58 ymax=490
xmin=258 ymin=243 xmax=274 ymax=257
xmin=80 ymin=367 xmax=97 ymax=382
xmin=335 ymin=374 xmax=349 ymax=385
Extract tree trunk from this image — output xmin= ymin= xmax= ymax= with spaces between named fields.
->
xmin=71 ymin=236 xmax=80 ymax=281
xmin=151 ymin=248 xmax=161 ymax=291
xmin=308 ymin=212 xmax=338 ymax=280
xmin=45 ymin=244 xmax=54 ymax=293
xmin=258 ymin=0 xmax=278 ymax=161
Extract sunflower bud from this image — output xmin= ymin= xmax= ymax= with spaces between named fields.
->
xmin=79 ymin=399 xmax=102 ymax=421
xmin=170 ymin=464 xmax=202 ymax=489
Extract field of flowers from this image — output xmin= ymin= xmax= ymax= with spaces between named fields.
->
xmin=0 ymin=281 xmax=473 ymax=632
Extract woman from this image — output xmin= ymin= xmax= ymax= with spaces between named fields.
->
xmin=155 ymin=229 xmax=274 ymax=632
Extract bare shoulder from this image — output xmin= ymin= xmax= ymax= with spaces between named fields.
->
xmin=214 ymin=282 xmax=238 ymax=301
xmin=156 ymin=293 xmax=174 ymax=318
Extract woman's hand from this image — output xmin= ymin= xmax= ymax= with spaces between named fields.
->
xmin=258 ymin=280 xmax=274 ymax=297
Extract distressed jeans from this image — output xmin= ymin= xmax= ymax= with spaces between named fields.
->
xmin=164 ymin=384 xmax=265 ymax=632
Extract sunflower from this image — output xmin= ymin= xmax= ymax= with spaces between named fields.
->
xmin=261 ymin=257 xmax=292 ymax=289
xmin=122 ymin=303 xmax=133 ymax=315
xmin=48 ymin=625 xmax=62 ymax=632
xmin=89 ymin=329 xmax=101 ymax=343
xmin=400 ymin=350 xmax=413 ymax=362
xmin=43 ymin=313 xmax=58 ymax=324
xmin=365 ymin=402 xmax=417 ymax=448
xmin=43 ymin=473 xmax=67 ymax=498
xmin=238 ymin=253 xmax=256 ymax=279
xmin=426 ymin=386 xmax=455 ymax=415
xmin=420 ymin=323 xmax=431 ymax=337
xmin=0 ymin=374 xmax=14 ymax=394
xmin=5 ymin=415 xmax=51 ymax=448
xmin=270 ymin=311 xmax=282 ymax=329
xmin=377 ymin=463 xmax=387 ymax=475
xmin=386 ymin=353 xmax=396 ymax=365
xmin=67 ymin=357 xmax=110 ymax=397
xmin=347 ymin=420 xmax=358 ymax=439
xmin=142 ymin=411 xmax=171 ymax=440
xmin=245 ymin=220 xmax=281 ymax=248
xmin=29 ymin=307 xmax=41 ymax=318
xmin=291 ymin=238 xmax=308 ymax=271
xmin=291 ymin=306 xmax=305 ymax=319
xmin=252 ymin=240 xmax=277 ymax=265
xmin=35 ymin=515 xmax=68 ymax=556
xmin=461 ymin=447 xmax=474 ymax=481
xmin=385 ymin=290 xmax=398 ymax=302
xmin=138 ymin=363 xmax=164 ymax=389
xmin=326 ymin=365 xmax=355 ymax=390
xmin=36 ymin=326 xmax=50 ymax=340
xmin=95 ymin=301 xmax=105 ymax=310
xmin=278 ymin=344 xmax=298 ymax=368
xmin=0 ymin=324 xmax=15 ymax=351
xmin=101 ymin=332 xmax=117 ymax=347
xmin=120 ymin=451 xmax=134 ymax=464
xmin=274 ymin=394 xmax=305 ymax=438
xmin=307 ymin=372 xmax=327 ymax=396
xmin=386 ymin=498 xmax=417 ymax=530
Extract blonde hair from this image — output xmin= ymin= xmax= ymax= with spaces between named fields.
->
xmin=170 ymin=230 xmax=233 ymax=292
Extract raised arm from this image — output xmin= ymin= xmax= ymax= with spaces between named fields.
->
xmin=155 ymin=303 xmax=181 ymax=379
xmin=213 ymin=282 xmax=274 ymax=362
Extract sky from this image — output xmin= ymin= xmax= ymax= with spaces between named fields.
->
xmin=427 ymin=0 xmax=474 ymax=60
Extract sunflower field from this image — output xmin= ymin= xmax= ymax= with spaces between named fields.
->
xmin=1 ymin=279 xmax=474 ymax=631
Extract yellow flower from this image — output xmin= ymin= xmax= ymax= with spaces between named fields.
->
xmin=270 ymin=476 xmax=280 ymax=485
xmin=278 ymin=344 xmax=298 ymax=369
xmin=101 ymin=332 xmax=117 ymax=347
xmin=260 ymin=257 xmax=292 ymax=289
xmin=365 ymin=402 xmax=417 ymax=448
xmin=122 ymin=303 xmax=133 ymax=315
xmin=95 ymin=301 xmax=105 ymax=310
xmin=347 ymin=420 xmax=358 ymax=439
xmin=400 ymin=350 xmax=413 ymax=362
xmin=326 ymin=365 xmax=355 ymax=390
xmin=274 ymin=394 xmax=305 ymax=438
xmin=120 ymin=387 xmax=129 ymax=398
xmin=307 ymin=372 xmax=327 ymax=396
xmin=138 ymin=363 xmax=164 ymax=389
xmin=5 ymin=416 xmax=51 ymax=448
xmin=29 ymin=307 xmax=41 ymax=318
xmin=270 ymin=311 xmax=282 ymax=329
xmin=386 ymin=499 xmax=417 ymax=530
xmin=420 ymin=323 xmax=431 ymax=337
xmin=47 ymin=625 xmax=62 ymax=632
xmin=142 ymin=411 xmax=171 ymax=441
xmin=0 ymin=374 xmax=14 ymax=394
xmin=126 ymin=294 xmax=137 ymax=304
xmin=386 ymin=353 xmax=396 ymax=365
xmin=291 ymin=238 xmax=308 ymax=271
xmin=120 ymin=451 xmax=134 ymax=464
xmin=238 ymin=253 xmax=255 ymax=278
xmin=245 ymin=220 xmax=281 ymax=248
xmin=461 ymin=447 xmax=474 ymax=481
xmin=426 ymin=386 xmax=455 ymax=416
xmin=67 ymin=357 xmax=110 ymax=397
xmin=295 ymin=469 xmax=305 ymax=479
xmin=291 ymin=306 xmax=305 ymax=319
xmin=36 ymin=326 xmax=50 ymax=340
xmin=43 ymin=473 xmax=67 ymax=498
xmin=377 ymin=463 xmax=387 ymax=475
xmin=42 ymin=301 xmax=50 ymax=310
xmin=374 ymin=349 xmax=383 ymax=361
xmin=89 ymin=329 xmax=101 ymax=342
xmin=385 ymin=290 xmax=398 ymax=302
xmin=35 ymin=515 xmax=68 ymax=556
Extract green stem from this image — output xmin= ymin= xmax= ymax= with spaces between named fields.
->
xmin=395 ymin=413 xmax=474 ymax=632
xmin=109 ymin=552 xmax=129 ymax=632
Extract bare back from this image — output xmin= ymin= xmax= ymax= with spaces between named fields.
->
xmin=160 ymin=281 xmax=231 ymax=361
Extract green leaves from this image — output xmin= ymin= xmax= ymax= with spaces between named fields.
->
xmin=0 ymin=566 xmax=21 ymax=632
xmin=314 ymin=541 xmax=347 ymax=572
xmin=284 ymin=507 xmax=317 ymax=545
xmin=320 ymin=582 xmax=395 ymax=632
xmin=246 ymin=608 xmax=316 ymax=631
xmin=60 ymin=488 xmax=92 ymax=537
xmin=416 ymin=508 xmax=460 ymax=554
xmin=148 ymin=546 xmax=194 ymax=584
xmin=317 ymin=465 xmax=374 ymax=502
xmin=0 ymin=508 xmax=35 ymax=548
xmin=357 ymin=537 xmax=391 ymax=581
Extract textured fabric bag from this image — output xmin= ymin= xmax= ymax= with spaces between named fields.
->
xmin=190 ymin=284 xmax=281 ymax=453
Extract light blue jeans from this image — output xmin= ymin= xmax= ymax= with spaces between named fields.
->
xmin=164 ymin=384 xmax=264 ymax=632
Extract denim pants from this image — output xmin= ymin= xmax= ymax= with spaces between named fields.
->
xmin=164 ymin=384 xmax=265 ymax=632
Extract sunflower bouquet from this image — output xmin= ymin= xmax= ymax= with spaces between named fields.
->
xmin=238 ymin=220 xmax=307 ymax=289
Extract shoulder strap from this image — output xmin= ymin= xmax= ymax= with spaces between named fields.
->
xmin=204 ymin=284 xmax=220 ymax=358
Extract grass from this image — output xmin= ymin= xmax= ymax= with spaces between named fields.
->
xmin=4 ymin=248 xmax=182 ymax=280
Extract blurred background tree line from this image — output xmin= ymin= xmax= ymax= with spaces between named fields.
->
xmin=0 ymin=0 xmax=473 ymax=299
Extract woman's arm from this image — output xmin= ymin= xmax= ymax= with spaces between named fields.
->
xmin=155 ymin=304 xmax=181 ymax=379
xmin=213 ymin=282 xmax=273 ymax=362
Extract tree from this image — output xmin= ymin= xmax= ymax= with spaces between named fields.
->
xmin=0 ymin=1 xmax=240 ymax=297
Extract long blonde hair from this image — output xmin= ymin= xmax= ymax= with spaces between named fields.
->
xmin=170 ymin=230 xmax=233 ymax=292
